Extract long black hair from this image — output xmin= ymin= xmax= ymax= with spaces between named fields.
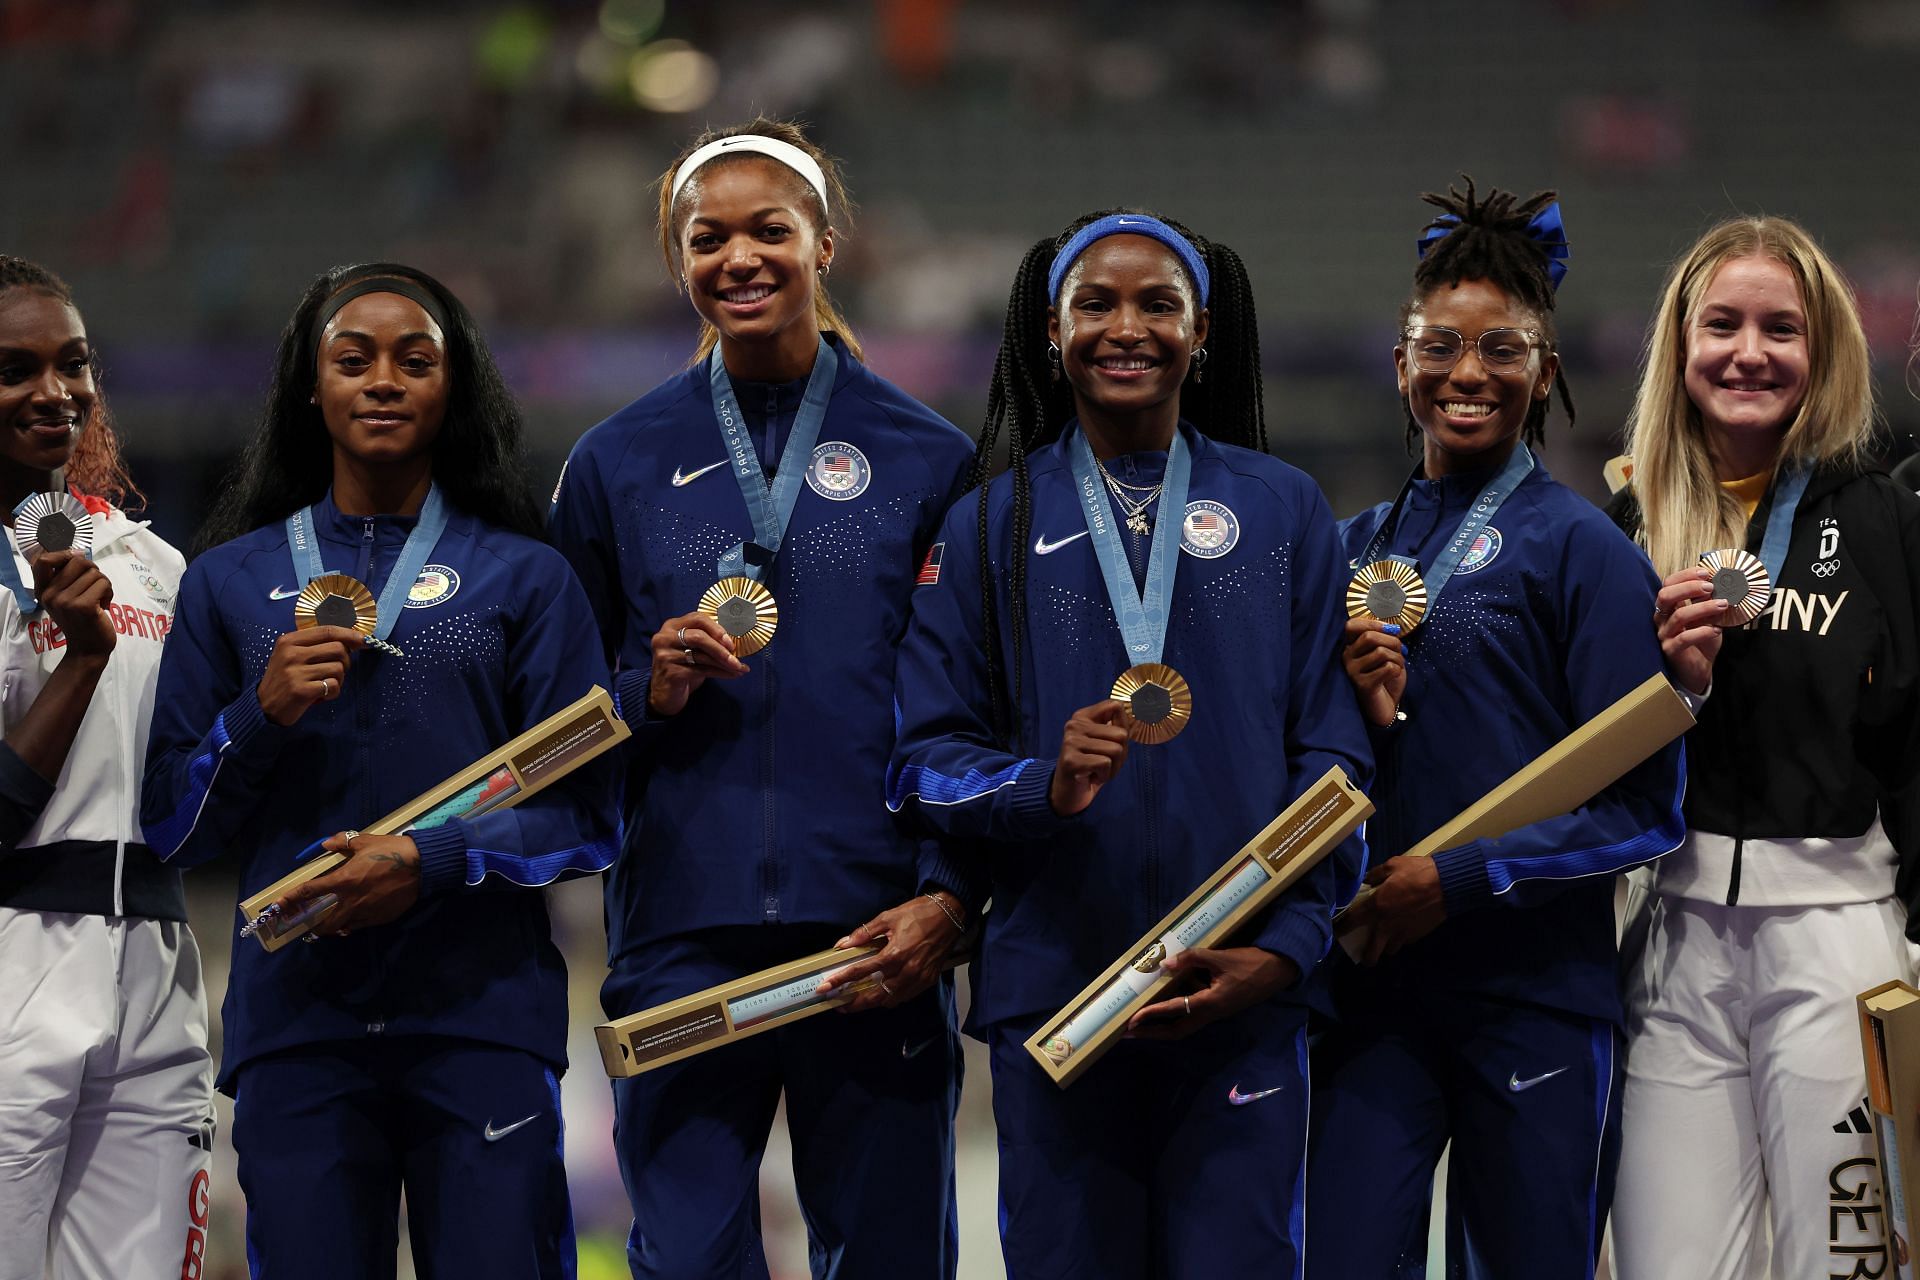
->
xmin=0 ymin=256 xmax=144 ymax=510
xmin=972 ymin=209 xmax=1267 ymax=746
xmin=197 ymin=262 xmax=544 ymax=552
xmin=1402 ymin=177 xmax=1577 ymax=450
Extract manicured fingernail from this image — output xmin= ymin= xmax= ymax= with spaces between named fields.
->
xmin=1382 ymin=624 xmax=1402 ymax=636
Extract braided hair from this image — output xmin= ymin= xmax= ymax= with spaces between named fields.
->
xmin=971 ymin=209 xmax=1266 ymax=747
xmin=1401 ymin=177 xmax=1576 ymax=450
xmin=0 ymin=256 xmax=144 ymax=511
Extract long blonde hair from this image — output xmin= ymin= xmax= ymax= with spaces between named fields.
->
xmin=654 ymin=116 xmax=863 ymax=364
xmin=1624 ymin=216 xmax=1874 ymax=576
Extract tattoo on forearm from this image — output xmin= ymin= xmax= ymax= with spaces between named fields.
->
xmin=367 ymin=852 xmax=419 ymax=871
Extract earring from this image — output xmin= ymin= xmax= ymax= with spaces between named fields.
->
xmin=1189 ymin=347 xmax=1208 ymax=384
xmin=818 ymin=261 xmax=831 ymax=278
xmin=1047 ymin=341 xmax=1062 ymax=383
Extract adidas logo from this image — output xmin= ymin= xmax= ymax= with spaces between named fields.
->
xmin=1835 ymin=1096 xmax=1875 ymax=1135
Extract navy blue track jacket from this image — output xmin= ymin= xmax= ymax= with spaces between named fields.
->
xmin=1335 ymin=455 xmax=1687 ymax=1022
xmin=141 ymin=492 xmax=620 ymax=1087
xmin=547 ymin=335 xmax=976 ymax=966
xmin=888 ymin=422 xmax=1374 ymax=1031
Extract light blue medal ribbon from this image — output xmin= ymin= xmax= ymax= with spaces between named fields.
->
xmin=1359 ymin=445 xmax=1534 ymax=610
xmin=284 ymin=484 xmax=449 ymax=645
xmin=710 ymin=337 xmax=838 ymax=582
xmin=0 ymin=546 xmax=33 ymax=613
xmin=1420 ymin=444 xmax=1533 ymax=606
xmin=1755 ymin=465 xmax=1811 ymax=585
xmin=1067 ymin=427 xmax=1192 ymax=667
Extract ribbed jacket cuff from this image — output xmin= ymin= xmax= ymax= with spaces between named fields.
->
xmin=614 ymin=667 xmax=656 ymax=725
xmin=1251 ymin=905 xmax=1327 ymax=980
xmin=221 ymin=687 xmax=287 ymax=754
xmin=915 ymin=850 xmax=983 ymax=918
xmin=412 ymin=821 xmax=471 ymax=897
xmin=1009 ymin=760 xmax=1065 ymax=837
xmin=1432 ymin=843 xmax=1494 ymax=914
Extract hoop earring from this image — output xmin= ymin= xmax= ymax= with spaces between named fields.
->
xmin=1047 ymin=342 xmax=1062 ymax=384
xmin=1189 ymin=347 xmax=1208 ymax=384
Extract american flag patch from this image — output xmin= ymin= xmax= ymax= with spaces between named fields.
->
xmin=1190 ymin=512 xmax=1221 ymax=531
xmin=917 ymin=543 xmax=944 ymax=585
xmin=823 ymin=453 xmax=852 ymax=474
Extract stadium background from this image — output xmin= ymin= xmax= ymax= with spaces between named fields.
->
xmin=6 ymin=0 xmax=1919 ymax=1274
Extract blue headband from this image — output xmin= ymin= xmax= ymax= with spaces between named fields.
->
xmin=1046 ymin=214 xmax=1212 ymax=307
xmin=1416 ymin=199 xmax=1571 ymax=290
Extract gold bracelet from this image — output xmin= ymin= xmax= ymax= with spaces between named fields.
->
xmin=922 ymin=891 xmax=965 ymax=932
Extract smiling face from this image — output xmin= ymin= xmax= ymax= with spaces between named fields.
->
xmin=0 ymin=288 xmax=92 ymax=494
xmin=314 ymin=291 xmax=449 ymax=470
xmin=1682 ymin=254 xmax=1810 ymax=473
xmin=1047 ymin=234 xmax=1208 ymax=440
xmin=1395 ymin=278 xmax=1556 ymax=476
xmin=676 ymin=157 xmax=831 ymax=364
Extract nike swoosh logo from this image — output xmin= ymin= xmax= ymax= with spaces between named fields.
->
xmin=483 ymin=1113 xmax=542 ymax=1142
xmin=671 ymin=460 xmax=728 ymax=487
xmin=1508 ymin=1066 xmax=1570 ymax=1093
xmin=268 ymin=585 xmax=301 ymax=600
xmin=1227 ymin=1082 xmax=1286 ymax=1106
xmin=902 ymin=1036 xmax=937 ymax=1060
xmin=1033 ymin=530 xmax=1091 ymax=556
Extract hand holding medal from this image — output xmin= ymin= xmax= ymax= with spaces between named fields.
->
xmin=3 ymin=492 xmax=114 ymax=652
xmin=1049 ymin=700 xmax=1133 ymax=817
xmin=646 ymin=610 xmax=750 ymax=718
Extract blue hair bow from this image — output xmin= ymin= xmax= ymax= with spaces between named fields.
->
xmin=1416 ymin=200 xmax=1570 ymax=291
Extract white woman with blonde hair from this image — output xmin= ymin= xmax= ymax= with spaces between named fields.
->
xmin=1609 ymin=215 xmax=1920 ymax=1279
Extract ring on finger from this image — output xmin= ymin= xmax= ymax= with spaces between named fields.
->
xmin=878 ymin=978 xmax=893 ymax=998
xmin=677 ymin=626 xmax=687 ymax=644
xmin=319 ymin=677 xmax=334 ymax=699
xmin=1183 ymin=995 xmax=1192 ymax=1017
xmin=683 ymin=647 xmax=696 ymax=664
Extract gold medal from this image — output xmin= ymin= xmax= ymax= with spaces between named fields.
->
xmin=15 ymin=493 xmax=94 ymax=561
xmin=293 ymin=574 xmax=407 ymax=655
xmin=698 ymin=576 xmax=778 ymax=657
xmin=1698 ymin=548 xmax=1772 ymax=627
xmin=1112 ymin=662 xmax=1192 ymax=745
xmin=294 ymin=574 xmax=377 ymax=635
xmin=1346 ymin=560 xmax=1429 ymax=632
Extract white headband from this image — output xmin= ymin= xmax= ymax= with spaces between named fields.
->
xmin=669 ymin=134 xmax=830 ymax=218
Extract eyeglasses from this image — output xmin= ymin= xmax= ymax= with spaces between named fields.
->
xmin=1401 ymin=326 xmax=1546 ymax=374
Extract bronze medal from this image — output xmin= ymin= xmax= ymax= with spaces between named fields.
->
xmin=1112 ymin=662 xmax=1193 ymax=745
xmin=698 ymin=576 xmax=778 ymax=657
xmin=1346 ymin=559 xmax=1429 ymax=632
xmin=1697 ymin=548 xmax=1771 ymax=627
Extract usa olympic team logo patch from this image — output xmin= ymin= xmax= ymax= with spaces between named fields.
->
xmin=1180 ymin=500 xmax=1240 ymax=558
xmin=404 ymin=564 xmax=460 ymax=608
xmin=1455 ymin=528 xmax=1503 ymax=575
xmin=805 ymin=442 xmax=871 ymax=500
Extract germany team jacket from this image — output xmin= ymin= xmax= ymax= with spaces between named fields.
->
xmin=887 ymin=422 xmax=1374 ymax=1032
xmin=1610 ymin=463 xmax=1920 ymax=927
xmin=1335 ymin=455 xmax=1687 ymax=1024
xmin=0 ymin=497 xmax=187 ymax=920
xmin=548 ymin=335 xmax=976 ymax=965
xmin=140 ymin=492 xmax=619 ymax=1087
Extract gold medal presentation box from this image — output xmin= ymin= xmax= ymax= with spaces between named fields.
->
xmin=1859 ymin=980 xmax=1920 ymax=1278
xmin=1338 ymin=672 xmax=1696 ymax=959
xmin=1025 ymin=766 xmax=1373 ymax=1088
xmin=596 ymin=944 xmax=888 ymax=1077
xmin=238 ymin=686 xmax=630 ymax=951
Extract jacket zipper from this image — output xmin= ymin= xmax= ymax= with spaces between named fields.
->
xmin=356 ymin=518 xmax=385 ymax=1031
xmin=762 ymin=656 xmax=778 ymax=920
